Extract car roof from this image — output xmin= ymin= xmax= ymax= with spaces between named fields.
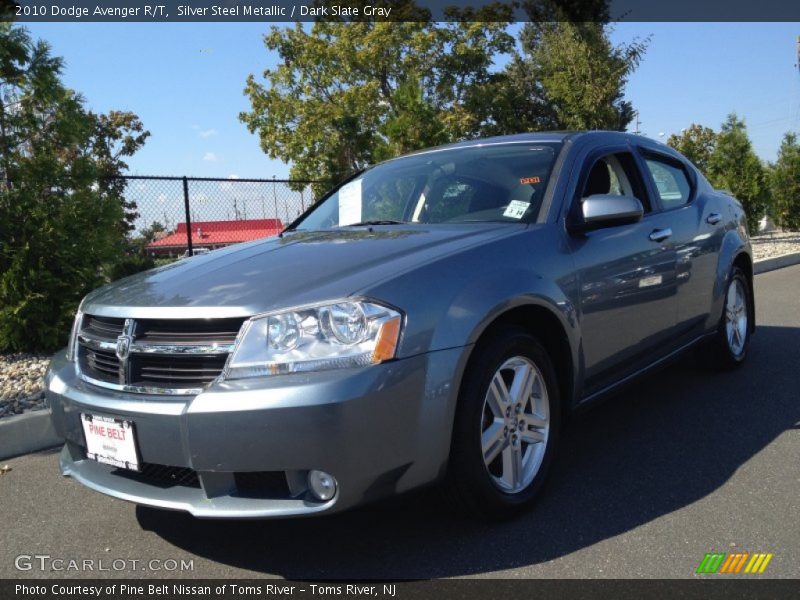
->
xmin=400 ymin=131 xmax=667 ymax=155
xmin=369 ymin=131 xmax=685 ymax=176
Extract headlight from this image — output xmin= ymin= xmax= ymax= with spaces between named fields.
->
xmin=224 ymin=300 xmax=403 ymax=379
xmin=65 ymin=310 xmax=84 ymax=362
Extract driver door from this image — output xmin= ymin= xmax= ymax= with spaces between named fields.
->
xmin=566 ymin=149 xmax=679 ymax=395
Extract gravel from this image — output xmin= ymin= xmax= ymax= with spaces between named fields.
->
xmin=0 ymin=353 xmax=50 ymax=419
xmin=751 ymin=231 xmax=800 ymax=262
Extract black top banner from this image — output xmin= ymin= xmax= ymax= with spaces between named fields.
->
xmin=4 ymin=0 xmax=800 ymax=22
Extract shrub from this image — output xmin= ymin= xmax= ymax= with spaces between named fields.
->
xmin=0 ymin=24 xmax=148 ymax=352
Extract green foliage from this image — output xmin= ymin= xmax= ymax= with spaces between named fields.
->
xmin=667 ymin=124 xmax=718 ymax=176
xmin=706 ymin=114 xmax=769 ymax=234
xmin=242 ymin=4 xmax=645 ymax=189
xmin=770 ymin=132 xmax=800 ymax=230
xmin=154 ymin=256 xmax=178 ymax=268
xmin=501 ymin=21 xmax=648 ymax=132
xmin=107 ymin=252 xmax=155 ymax=281
xmin=0 ymin=23 xmax=148 ymax=352
xmin=108 ymin=220 xmax=164 ymax=280
xmin=138 ymin=220 xmax=166 ymax=243
xmin=240 ymin=14 xmax=515 ymax=195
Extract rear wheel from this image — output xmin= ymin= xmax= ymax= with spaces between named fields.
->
xmin=706 ymin=267 xmax=751 ymax=369
xmin=445 ymin=328 xmax=560 ymax=519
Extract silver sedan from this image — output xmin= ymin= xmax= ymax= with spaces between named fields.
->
xmin=46 ymin=131 xmax=754 ymax=518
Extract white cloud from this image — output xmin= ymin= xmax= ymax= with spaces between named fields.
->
xmin=219 ymin=175 xmax=239 ymax=191
xmin=199 ymin=128 xmax=218 ymax=138
xmin=203 ymin=152 xmax=218 ymax=162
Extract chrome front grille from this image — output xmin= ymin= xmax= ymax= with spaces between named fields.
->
xmin=80 ymin=347 xmax=121 ymax=384
xmin=134 ymin=318 xmax=244 ymax=346
xmin=133 ymin=354 xmax=229 ymax=386
xmin=76 ymin=315 xmax=246 ymax=394
xmin=83 ymin=315 xmax=125 ymax=338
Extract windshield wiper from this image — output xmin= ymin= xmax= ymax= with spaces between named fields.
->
xmin=343 ymin=220 xmax=409 ymax=227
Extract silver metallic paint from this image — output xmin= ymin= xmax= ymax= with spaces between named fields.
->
xmin=47 ymin=131 xmax=753 ymax=517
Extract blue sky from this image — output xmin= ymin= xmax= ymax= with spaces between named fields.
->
xmin=24 ymin=22 xmax=800 ymax=179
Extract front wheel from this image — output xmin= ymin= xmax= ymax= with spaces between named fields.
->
xmin=445 ymin=328 xmax=561 ymax=519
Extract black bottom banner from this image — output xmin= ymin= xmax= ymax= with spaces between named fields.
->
xmin=3 ymin=579 xmax=799 ymax=600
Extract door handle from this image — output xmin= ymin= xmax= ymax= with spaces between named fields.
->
xmin=649 ymin=228 xmax=672 ymax=243
xmin=706 ymin=213 xmax=722 ymax=225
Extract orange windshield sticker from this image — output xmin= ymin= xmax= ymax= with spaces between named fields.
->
xmin=520 ymin=176 xmax=541 ymax=185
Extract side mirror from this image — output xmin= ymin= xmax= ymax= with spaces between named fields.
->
xmin=571 ymin=194 xmax=644 ymax=232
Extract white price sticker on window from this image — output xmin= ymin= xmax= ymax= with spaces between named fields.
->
xmin=338 ymin=179 xmax=363 ymax=226
xmin=503 ymin=200 xmax=530 ymax=220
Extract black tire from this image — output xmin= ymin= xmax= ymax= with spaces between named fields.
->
xmin=705 ymin=266 xmax=752 ymax=370
xmin=444 ymin=327 xmax=561 ymax=519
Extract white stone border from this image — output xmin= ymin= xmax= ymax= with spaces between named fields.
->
xmin=754 ymin=252 xmax=800 ymax=275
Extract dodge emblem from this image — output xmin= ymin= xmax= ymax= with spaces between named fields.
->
xmin=116 ymin=335 xmax=132 ymax=361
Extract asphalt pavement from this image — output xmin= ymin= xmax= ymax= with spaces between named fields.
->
xmin=2 ymin=265 xmax=798 ymax=579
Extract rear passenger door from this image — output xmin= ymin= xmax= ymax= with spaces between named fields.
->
xmin=566 ymin=147 xmax=679 ymax=395
xmin=638 ymin=149 xmax=722 ymax=340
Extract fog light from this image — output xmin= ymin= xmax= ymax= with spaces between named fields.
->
xmin=307 ymin=470 xmax=337 ymax=501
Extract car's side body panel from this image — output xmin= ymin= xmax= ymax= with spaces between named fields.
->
xmin=411 ymin=132 xmax=755 ymax=409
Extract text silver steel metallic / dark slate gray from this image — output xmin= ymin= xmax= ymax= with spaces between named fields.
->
xmin=46 ymin=132 xmax=755 ymax=519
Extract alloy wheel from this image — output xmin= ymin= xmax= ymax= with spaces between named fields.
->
xmin=725 ymin=278 xmax=748 ymax=357
xmin=481 ymin=356 xmax=550 ymax=494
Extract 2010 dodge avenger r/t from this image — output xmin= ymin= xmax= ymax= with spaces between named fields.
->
xmin=46 ymin=132 xmax=754 ymax=519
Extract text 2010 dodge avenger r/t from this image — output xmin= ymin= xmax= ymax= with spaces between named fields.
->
xmin=46 ymin=131 xmax=754 ymax=519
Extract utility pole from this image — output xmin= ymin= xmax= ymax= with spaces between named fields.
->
xmin=272 ymin=176 xmax=279 ymax=222
xmin=633 ymin=112 xmax=642 ymax=135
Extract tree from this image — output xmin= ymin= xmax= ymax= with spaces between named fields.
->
xmin=501 ymin=20 xmax=648 ymax=132
xmin=240 ymin=14 xmax=515 ymax=193
xmin=706 ymin=114 xmax=769 ymax=234
xmin=0 ymin=24 xmax=148 ymax=351
xmin=90 ymin=110 xmax=150 ymax=235
xmin=770 ymin=132 xmax=800 ymax=230
xmin=138 ymin=220 xmax=166 ymax=243
xmin=667 ymin=124 xmax=718 ymax=175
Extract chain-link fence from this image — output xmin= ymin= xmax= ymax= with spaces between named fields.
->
xmin=114 ymin=175 xmax=323 ymax=257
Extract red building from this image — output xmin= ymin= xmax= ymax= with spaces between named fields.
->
xmin=147 ymin=219 xmax=283 ymax=255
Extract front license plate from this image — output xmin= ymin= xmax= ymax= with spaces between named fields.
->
xmin=80 ymin=414 xmax=140 ymax=471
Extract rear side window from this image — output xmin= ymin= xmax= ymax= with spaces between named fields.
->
xmin=644 ymin=158 xmax=692 ymax=210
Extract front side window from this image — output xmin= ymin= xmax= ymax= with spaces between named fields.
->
xmin=579 ymin=151 xmax=650 ymax=212
xmin=644 ymin=158 xmax=692 ymax=210
xmin=293 ymin=143 xmax=561 ymax=230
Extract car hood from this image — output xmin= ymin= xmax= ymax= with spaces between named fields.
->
xmin=83 ymin=224 xmax=515 ymax=318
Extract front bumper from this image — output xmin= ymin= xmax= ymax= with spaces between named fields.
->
xmin=46 ymin=347 xmax=466 ymax=518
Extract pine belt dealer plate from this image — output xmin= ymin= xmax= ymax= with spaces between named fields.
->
xmin=80 ymin=414 xmax=140 ymax=471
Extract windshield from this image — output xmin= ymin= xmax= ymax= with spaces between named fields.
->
xmin=293 ymin=142 xmax=561 ymax=230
